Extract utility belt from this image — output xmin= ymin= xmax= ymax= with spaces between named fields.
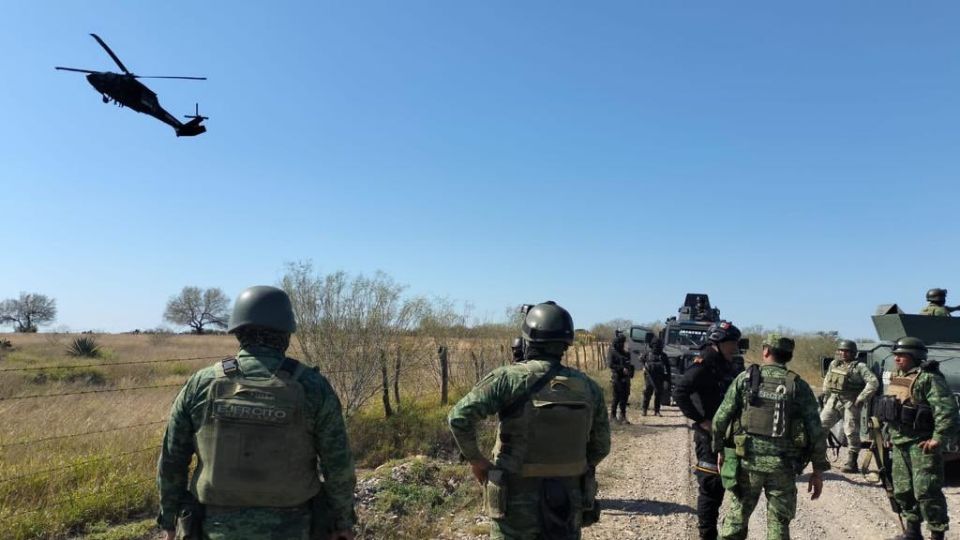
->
xmin=184 ymin=497 xmax=331 ymax=540
xmin=874 ymin=396 xmax=934 ymax=435
xmin=486 ymin=468 xmax=600 ymax=533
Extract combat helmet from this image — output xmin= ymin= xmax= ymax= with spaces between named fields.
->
xmin=892 ymin=336 xmax=928 ymax=362
xmin=228 ymin=285 xmax=297 ymax=334
xmin=836 ymin=339 xmax=858 ymax=355
xmin=705 ymin=320 xmax=741 ymax=344
xmin=926 ymin=288 xmax=947 ymax=305
xmin=521 ymin=301 xmax=574 ymax=345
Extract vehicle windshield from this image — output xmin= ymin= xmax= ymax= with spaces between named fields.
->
xmin=629 ymin=328 xmax=649 ymax=342
xmin=667 ymin=327 xmax=707 ymax=348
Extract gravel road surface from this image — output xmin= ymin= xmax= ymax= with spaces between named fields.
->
xmin=584 ymin=406 xmax=960 ymax=540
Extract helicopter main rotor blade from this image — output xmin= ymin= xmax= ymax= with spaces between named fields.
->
xmin=55 ymin=67 xmax=98 ymax=74
xmin=135 ymin=75 xmax=207 ymax=80
xmin=90 ymin=33 xmax=131 ymax=74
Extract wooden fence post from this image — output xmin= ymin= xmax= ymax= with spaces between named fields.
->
xmin=439 ymin=346 xmax=449 ymax=406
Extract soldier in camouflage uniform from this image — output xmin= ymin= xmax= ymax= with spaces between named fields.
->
xmin=713 ymin=334 xmax=829 ymax=540
xmin=448 ymin=301 xmax=611 ymax=540
xmin=920 ymin=288 xmax=958 ymax=317
xmin=820 ymin=339 xmax=879 ymax=472
xmin=157 ymin=286 xmax=356 ymax=540
xmin=876 ymin=337 xmax=960 ymax=540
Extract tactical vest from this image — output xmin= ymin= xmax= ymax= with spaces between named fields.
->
xmin=194 ymin=357 xmax=320 ymax=507
xmin=494 ymin=363 xmax=594 ymax=478
xmin=824 ymin=361 xmax=865 ymax=395
xmin=885 ymin=372 xmax=918 ymax=404
xmin=876 ymin=370 xmax=934 ymax=435
xmin=741 ymin=366 xmax=797 ymax=439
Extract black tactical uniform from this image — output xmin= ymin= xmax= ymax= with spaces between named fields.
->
xmin=674 ymin=321 xmax=743 ymax=540
xmin=607 ymin=334 xmax=634 ymax=423
xmin=641 ymin=339 xmax=670 ymax=416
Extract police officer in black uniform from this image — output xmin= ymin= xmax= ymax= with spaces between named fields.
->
xmin=641 ymin=337 xmax=670 ymax=416
xmin=674 ymin=320 xmax=743 ymax=540
xmin=607 ymin=330 xmax=635 ymax=424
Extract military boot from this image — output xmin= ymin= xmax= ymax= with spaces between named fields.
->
xmin=889 ymin=521 xmax=921 ymax=540
xmin=610 ymin=410 xmax=617 ymax=422
xmin=929 ymin=530 xmax=945 ymax=540
xmin=641 ymin=408 xmax=648 ymax=416
xmin=841 ymin=450 xmax=859 ymax=473
xmin=620 ymin=412 xmax=631 ymax=425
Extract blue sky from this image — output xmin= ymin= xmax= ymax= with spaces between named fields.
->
xmin=1 ymin=2 xmax=957 ymax=339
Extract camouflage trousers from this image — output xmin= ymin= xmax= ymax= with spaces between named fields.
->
xmin=892 ymin=442 xmax=949 ymax=532
xmin=819 ymin=394 xmax=862 ymax=448
xmin=489 ymin=476 xmax=584 ymax=540
xmin=200 ymin=506 xmax=312 ymax=540
xmin=719 ymin=467 xmax=796 ymax=540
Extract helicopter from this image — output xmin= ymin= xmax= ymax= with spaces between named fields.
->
xmin=56 ymin=34 xmax=208 ymax=137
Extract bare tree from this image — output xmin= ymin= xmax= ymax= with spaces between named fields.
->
xmin=0 ymin=292 xmax=57 ymax=333
xmin=281 ymin=262 xmax=431 ymax=416
xmin=163 ymin=287 xmax=230 ymax=334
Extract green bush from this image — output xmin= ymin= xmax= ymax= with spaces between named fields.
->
xmin=67 ymin=337 xmax=102 ymax=358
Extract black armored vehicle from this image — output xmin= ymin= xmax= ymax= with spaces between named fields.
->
xmin=626 ymin=294 xmax=746 ymax=402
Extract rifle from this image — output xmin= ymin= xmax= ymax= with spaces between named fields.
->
xmin=867 ymin=416 xmax=904 ymax=533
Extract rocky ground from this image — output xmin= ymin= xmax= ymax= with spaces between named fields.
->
xmin=583 ymin=405 xmax=960 ymax=540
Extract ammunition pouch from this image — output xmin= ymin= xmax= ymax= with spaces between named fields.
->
xmin=309 ymin=485 xmax=337 ymax=540
xmin=720 ymin=447 xmax=740 ymax=492
xmin=539 ymin=478 xmax=576 ymax=540
xmin=874 ymin=395 xmax=902 ymax=425
xmin=873 ymin=396 xmax=934 ymax=437
xmin=175 ymin=501 xmax=204 ymax=540
xmin=904 ymin=404 xmax=933 ymax=436
xmin=580 ymin=468 xmax=600 ymax=527
xmin=485 ymin=469 xmax=508 ymax=519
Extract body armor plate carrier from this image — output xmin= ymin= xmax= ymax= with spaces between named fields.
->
xmin=874 ymin=371 xmax=934 ymax=436
xmin=824 ymin=361 xmax=865 ymax=396
xmin=494 ymin=363 xmax=594 ymax=478
xmin=742 ymin=365 xmax=797 ymax=439
xmin=194 ymin=357 xmax=320 ymax=507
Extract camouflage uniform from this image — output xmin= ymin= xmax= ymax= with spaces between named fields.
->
xmin=819 ymin=357 xmax=878 ymax=450
xmin=888 ymin=364 xmax=959 ymax=534
xmin=920 ymin=303 xmax=951 ymax=317
xmin=157 ymin=346 xmax=356 ymax=539
xmin=713 ymin=339 xmax=829 ymax=540
xmin=448 ymin=358 xmax=611 ymax=540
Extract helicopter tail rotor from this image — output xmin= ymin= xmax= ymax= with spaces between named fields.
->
xmin=176 ymin=103 xmax=208 ymax=137
xmin=183 ymin=103 xmax=209 ymax=121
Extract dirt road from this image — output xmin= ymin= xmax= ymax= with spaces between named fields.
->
xmin=585 ymin=406 xmax=960 ymax=540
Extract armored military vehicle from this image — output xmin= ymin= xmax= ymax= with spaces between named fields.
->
xmin=822 ymin=304 xmax=960 ymax=455
xmin=626 ymin=294 xmax=745 ymax=404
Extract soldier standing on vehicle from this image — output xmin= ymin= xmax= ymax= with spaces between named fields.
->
xmin=607 ymin=330 xmax=635 ymax=424
xmin=820 ymin=339 xmax=879 ymax=473
xmin=448 ymin=301 xmax=611 ymax=540
xmin=713 ymin=334 xmax=829 ymax=540
xmin=156 ymin=286 xmax=357 ymax=540
xmin=920 ymin=288 xmax=959 ymax=317
xmin=874 ymin=337 xmax=960 ymax=540
xmin=674 ymin=320 xmax=743 ymax=540
xmin=641 ymin=337 xmax=670 ymax=416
